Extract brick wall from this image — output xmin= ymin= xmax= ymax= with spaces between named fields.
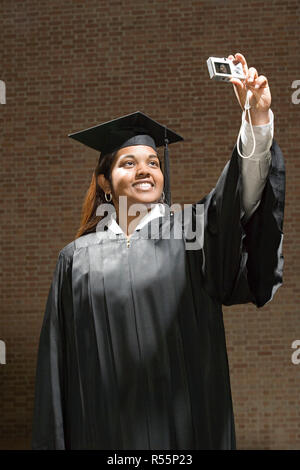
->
xmin=0 ymin=0 xmax=299 ymax=450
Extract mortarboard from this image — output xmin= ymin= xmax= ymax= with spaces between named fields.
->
xmin=68 ymin=111 xmax=184 ymax=206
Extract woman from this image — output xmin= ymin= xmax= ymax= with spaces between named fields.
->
xmin=32 ymin=53 xmax=285 ymax=450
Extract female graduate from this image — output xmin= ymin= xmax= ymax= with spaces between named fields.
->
xmin=32 ymin=53 xmax=285 ymax=450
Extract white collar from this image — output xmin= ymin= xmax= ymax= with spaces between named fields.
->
xmin=107 ymin=203 xmax=166 ymax=235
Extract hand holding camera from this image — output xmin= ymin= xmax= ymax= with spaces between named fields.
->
xmin=207 ymin=53 xmax=271 ymax=126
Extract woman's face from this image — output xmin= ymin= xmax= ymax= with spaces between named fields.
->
xmin=106 ymin=145 xmax=164 ymax=207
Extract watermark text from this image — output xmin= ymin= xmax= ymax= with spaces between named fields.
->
xmin=291 ymin=340 xmax=300 ymax=365
xmin=291 ymin=80 xmax=300 ymax=104
xmin=0 ymin=340 xmax=6 ymax=364
xmin=0 ymin=80 xmax=6 ymax=104
xmin=95 ymin=198 xmax=205 ymax=250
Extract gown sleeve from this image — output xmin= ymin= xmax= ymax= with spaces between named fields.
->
xmin=32 ymin=250 xmax=72 ymax=449
xmin=198 ymin=139 xmax=285 ymax=308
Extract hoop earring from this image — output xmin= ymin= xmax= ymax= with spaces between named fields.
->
xmin=105 ymin=192 xmax=112 ymax=202
xmin=161 ymin=191 xmax=165 ymax=202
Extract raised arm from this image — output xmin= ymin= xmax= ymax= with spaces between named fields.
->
xmin=198 ymin=54 xmax=285 ymax=306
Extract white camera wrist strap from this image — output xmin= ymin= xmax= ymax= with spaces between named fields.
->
xmin=236 ymin=89 xmax=256 ymax=159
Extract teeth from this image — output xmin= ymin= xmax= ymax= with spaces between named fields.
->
xmin=134 ymin=183 xmax=152 ymax=189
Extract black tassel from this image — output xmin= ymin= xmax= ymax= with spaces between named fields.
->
xmin=163 ymin=127 xmax=171 ymax=206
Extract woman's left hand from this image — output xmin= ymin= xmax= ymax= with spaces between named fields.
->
xmin=228 ymin=52 xmax=271 ymax=125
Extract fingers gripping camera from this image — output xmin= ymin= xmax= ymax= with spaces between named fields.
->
xmin=207 ymin=57 xmax=246 ymax=82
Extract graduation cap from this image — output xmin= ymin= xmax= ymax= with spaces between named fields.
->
xmin=68 ymin=111 xmax=184 ymax=206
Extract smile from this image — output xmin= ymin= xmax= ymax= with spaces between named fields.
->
xmin=133 ymin=183 xmax=154 ymax=191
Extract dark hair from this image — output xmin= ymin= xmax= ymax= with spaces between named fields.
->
xmin=74 ymin=150 xmax=163 ymax=239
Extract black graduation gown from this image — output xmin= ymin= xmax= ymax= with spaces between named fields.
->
xmin=31 ymin=141 xmax=285 ymax=450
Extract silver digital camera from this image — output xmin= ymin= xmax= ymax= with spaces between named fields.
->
xmin=207 ymin=57 xmax=246 ymax=82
